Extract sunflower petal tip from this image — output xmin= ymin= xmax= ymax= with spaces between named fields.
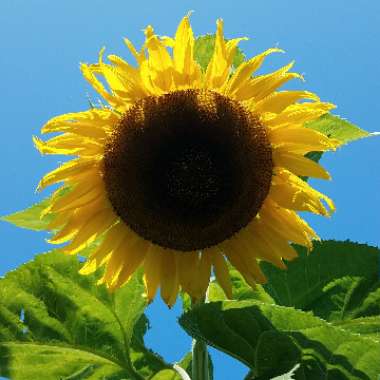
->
xmin=144 ymin=25 xmax=154 ymax=38
xmin=274 ymin=47 xmax=285 ymax=54
xmin=35 ymin=181 xmax=44 ymax=193
xmin=45 ymin=236 xmax=55 ymax=244
xmin=32 ymin=136 xmax=44 ymax=153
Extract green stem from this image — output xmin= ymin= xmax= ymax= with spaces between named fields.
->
xmin=191 ymin=338 xmax=209 ymax=380
xmin=191 ymin=298 xmax=209 ymax=380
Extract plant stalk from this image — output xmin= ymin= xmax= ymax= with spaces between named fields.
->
xmin=191 ymin=297 xmax=209 ymax=380
xmin=191 ymin=337 xmax=209 ymax=380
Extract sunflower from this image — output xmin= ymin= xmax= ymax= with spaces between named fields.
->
xmin=35 ymin=15 xmax=338 ymax=307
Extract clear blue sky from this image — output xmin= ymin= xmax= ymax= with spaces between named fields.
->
xmin=1 ymin=1 xmax=379 ymax=379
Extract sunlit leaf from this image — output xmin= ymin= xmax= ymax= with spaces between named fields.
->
xmin=180 ymin=300 xmax=380 ymax=379
xmin=261 ymin=240 xmax=380 ymax=319
xmin=306 ymin=113 xmax=369 ymax=145
xmin=0 ymin=251 xmax=169 ymax=380
xmin=194 ymin=35 xmax=245 ymax=71
xmin=1 ymin=187 xmax=69 ymax=231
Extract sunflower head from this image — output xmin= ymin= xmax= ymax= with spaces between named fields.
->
xmin=35 ymin=15 xmax=339 ymax=306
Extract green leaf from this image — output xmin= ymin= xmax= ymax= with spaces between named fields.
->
xmin=0 ymin=251 xmax=169 ymax=380
xmin=179 ymin=300 xmax=380 ymax=379
xmin=261 ymin=240 xmax=380 ymax=319
xmin=332 ymin=316 xmax=380 ymax=342
xmin=1 ymin=195 xmax=54 ymax=231
xmin=306 ymin=114 xmax=369 ymax=145
xmin=301 ymin=114 xmax=370 ymax=180
xmin=1 ymin=187 xmax=70 ymax=231
xmin=150 ymin=369 xmax=179 ymax=380
xmin=0 ymin=343 xmax=126 ymax=380
xmin=194 ymin=35 xmax=245 ymax=72
xmin=310 ymin=275 xmax=380 ymax=322
xmin=208 ymin=265 xmax=275 ymax=304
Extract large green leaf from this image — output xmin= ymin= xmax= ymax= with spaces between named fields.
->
xmin=261 ymin=240 xmax=380 ymax=319
xmin=310 ymin=275 xmax=380 ymax=322
xmin=332 ymin=316 xmax=380 ymax=342
xmin=0 ymin=251 xmax=169 ymax=380
xmin=179 ymin=300 xmax=380 ymax=379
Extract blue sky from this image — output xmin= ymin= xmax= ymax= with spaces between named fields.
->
xmin=1 ymin=1 xmax=379 ymax=379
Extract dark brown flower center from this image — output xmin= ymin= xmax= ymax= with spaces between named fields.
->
xmin=103 ymin=89 xmax=273 ymax=251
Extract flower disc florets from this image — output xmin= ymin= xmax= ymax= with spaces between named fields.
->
xmin=104 ymin=89 xmax=273 ymax=251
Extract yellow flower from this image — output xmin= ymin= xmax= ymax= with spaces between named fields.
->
xmin=35 ymin=15 xmax=338 ymax=307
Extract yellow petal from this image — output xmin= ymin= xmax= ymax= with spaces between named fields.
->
xmin=205 ymin=19 xmax=230 ymax=90
xmin=268 ymin=125 xmax=340 ymax=153
xmin=47 ymin=201 xmax=98 ymax=244
xmin=47 ymin=184 xmax=104 ymax=215
xmin=161 ymin=36 xmax=175 ymax=48
xmin=194 ymin=251 xmax=212 ymax=300
xmin=222 ymin=239 xmax=267 ymax=285
xmin=225 ymin=48 xmax=283 ymax=96
xmin=41 ymin=109 xmax=118 ymax=139
xmin=244 ymin=221 xmax=298 ymax=264
xmin=108 ymin=238 xmax=148 ymax=291
xmin=98 ymin=235 xmax=136 ymax=286
xmin=46 ymin=209 xmax=72 ymax=230
xmin=80 ymin=62 xmax=123 ymax=109
xmin=260 ymin=198 xmax=318 ymax=249
xmin=207 ymin=247 xmax=232 ymax=299
xmin=265 ymin=102 xmax=335 ymax=128
xmin=124 ymin=37 xmax=146 ymax=65
xmin=41 ymin=179 xmax=100 ymax=218
xmin=270 ymin=168 xmax=335 ymax=216
xmin=60 ymin=209 xmax=116 ymax=255
xmin=79 ymin=222 xmax=128 ymax=275
xmin=225 ymin=37 xmax=248 ymax=64
xmin=145 ymin=34 xmax=174 ymax=92
xmin=33 ymin=135 xmax=103 ymax=157
xmin=238 ymin=227 xmax=288 ymax=269
xmin=273 ymin=149 xmax=331 ymax=180
xmin=253 ymin=91 xmax=320 ymax=114
xmin=196 ymin=250 xmax=211 ymax=300
xmin=173 ymin=14 xmax=200 ymax=87
xmin=143 ymin=244 xmax=163 ymax=302
xmin=107 ymin=54 xmax=149 ymax=99
xmin=178 ymin=251 xmax=199 ymax=295
xmin=160 ymin=250 xmax=179 ymax=307
xmin=37 ymin=158 xmax=100 ymax=191
xmin=234 ymin=61 xmax=303 ymax=101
